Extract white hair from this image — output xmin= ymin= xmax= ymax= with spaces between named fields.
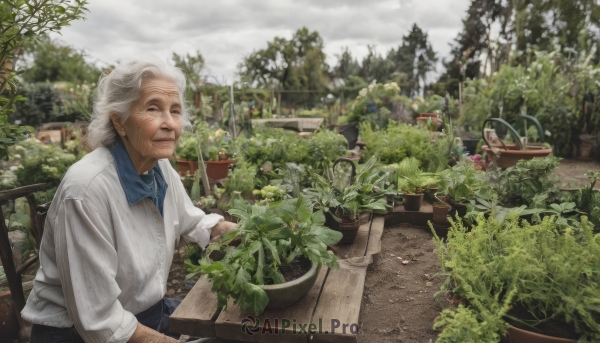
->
xmin=86 ymin=58 xmax=191 ymax=150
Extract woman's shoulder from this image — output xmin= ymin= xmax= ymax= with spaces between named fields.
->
xmin=58 ymin=148 xmax=118 ymax=201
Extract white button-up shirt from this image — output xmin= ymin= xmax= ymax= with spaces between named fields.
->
xmin=21 ymin=147 xmax=223 ymax=343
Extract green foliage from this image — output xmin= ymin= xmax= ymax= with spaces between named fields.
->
xmin=433 ymin=305 xmax=510 ymax=343
xmin=362 ymin=123 xmax=450 ymax=171
xmin=433 ymin=214 xmax=600 ymax=341
xmin=20 ymin=34 xmax=100 ymax=84
xmin=252 ymin=185 xmax=288 ymax=204
xmin=305 ymin=156 xmax=389 ymax=221
xmin=488 ymin=156 xmax=562 ymax=208
xmin=348 ymin=81 xmax=401 ymax=127
xmin=438 ymin=160 xmax=490 ymax=203
xmin=224 ymin=160 xmax=256 ymax=198
xmin=305 ymin=129 xmax=348 ymax=171
xmin=10 ymin=138 xmax=83 ymax=190
xmin=1 ymin=0 xmax=88 ymax=159
xmin=394 ymin=157 xmax=438 ymax=194
xmin=460 ymin=51 xmax=600 ymax=157
xmin=192 ymin=197 xmax=342 ymax=315
xmin=239 ymin=27 xmax=329 ymax=108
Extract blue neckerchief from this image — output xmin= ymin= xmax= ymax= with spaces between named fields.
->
xmin=109 ymin=136 xmax=168 ymax=217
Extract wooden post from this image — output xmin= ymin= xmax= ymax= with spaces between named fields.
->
xmin=0 ymin=204 xmax=28 ymax=336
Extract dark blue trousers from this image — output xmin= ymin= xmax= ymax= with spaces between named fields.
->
xmin=29 ymin=297 xmax=181 ymax=342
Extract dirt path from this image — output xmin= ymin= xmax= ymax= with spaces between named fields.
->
xmin=358 ymin=223 xmax=444 ymax=343
xmin=553 ymin=158 xmax=600 ymax=189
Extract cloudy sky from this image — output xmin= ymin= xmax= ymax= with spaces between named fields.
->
xmin=50 ymin=0 xmax=471 ymax=84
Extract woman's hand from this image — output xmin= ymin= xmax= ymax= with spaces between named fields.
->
xmin=209 ymin=221 xmax=237 ymax=242
xmin=127 ymin=323 xmax=179 ymax=343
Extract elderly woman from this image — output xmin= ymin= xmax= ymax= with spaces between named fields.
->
xmin=22 ymin=59 xmax=236 ymax=343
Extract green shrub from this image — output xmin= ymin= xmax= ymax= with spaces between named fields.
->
xmin=433 ymin=213 xmax=600 ymax=341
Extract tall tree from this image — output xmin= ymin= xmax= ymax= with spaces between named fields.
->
xmin=238 ymin=27 xmax=329 ymax=107
xmin=387 ymin=24 xmax=438 ymax=96
xmin=21 ymin=35 xmax=100 ymax=84
xmin=359 ymin=45 xmax=395 ymax=84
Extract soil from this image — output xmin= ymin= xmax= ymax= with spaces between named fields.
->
xmin=553 ymin=158 xmax=600 ymax=189
xmin=278 ymin=257 xmax=311 ymax=283
xmin=357 ymin=223 xmax=445 ymax=343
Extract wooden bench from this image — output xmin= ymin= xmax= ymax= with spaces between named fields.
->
xmin=170 ymin=215 xmax=386 ymax=343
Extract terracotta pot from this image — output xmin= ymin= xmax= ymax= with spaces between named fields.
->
xmin=432 ymin=205 xmax=451 ymax=224
xmin=261 ymin=262 xmax=321 ymax=310
xmin=0 ymin=292 xmax=18 ymax=338
xmin=502 ymin=325 xmax=577 ymax=343
xmin=205 ymin=160 xmax=234 ymax=180
xmin=176 ymin=160 xmax=199 ymax=177
xmin=403 ymin=193 xmax=424 ymax=211
xmin=481 ymin=144 xmax=553 ymax=169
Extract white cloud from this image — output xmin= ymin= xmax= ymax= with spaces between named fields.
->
xmin=51 ymin=0 xmax=471 ymax=84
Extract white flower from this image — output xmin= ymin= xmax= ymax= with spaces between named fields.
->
xmin=13 ymin=154 xmax=21 ymax=159
xmin=358 ymin=88 xmax=368 ymax=98
xmin=368 ymin=83 xmax=376 ymax=92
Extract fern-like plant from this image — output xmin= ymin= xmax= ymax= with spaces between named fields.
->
xmin=432 ymin=213 xmax=600 ymax=341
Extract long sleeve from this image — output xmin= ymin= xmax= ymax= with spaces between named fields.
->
xmin=166 ymin=163 xmax=224 ymax=249
xmin=54 ymin=197 xmax=138 ymax=343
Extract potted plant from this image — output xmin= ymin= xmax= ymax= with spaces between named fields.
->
xmin=175 ymin=131 xmax=200 ymax=176
xmin=204 ymin=128 xmax=235 ymax=180
xmin=437 ymin=160 xmax=488 ymax=217
xmin=432 ymin=213 xmax=599 ymax=342
xmin=395 ymin=157 xmax=438 ymax=211
xmin=189 ymin=196 xmax=343 ymax=315
xmin=305 ymin=157 xmax=388 ymax=244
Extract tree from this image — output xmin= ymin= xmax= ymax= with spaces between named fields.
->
xmin=0 ymin=0 xmax=88 ymax=160
xmin=387 ymin=24 xmax=438 ymax=96
xmin=172 ymin=51 xmax=206 ymax=116
xmin=513 ymin=0 xmax=600 ymax=64
xmin=21 ymin=34 xmax=100 ymax=84
xmin=359 ymin=45 xmax=395 ymax=84
xmin=238 ymin=27 xmax=329 ymax=107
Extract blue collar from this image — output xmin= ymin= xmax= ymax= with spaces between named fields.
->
xmin=109 ymin=136 xmax=168 ymax=217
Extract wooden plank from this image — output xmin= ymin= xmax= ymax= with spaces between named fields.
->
xmin=386 ymin=202 xmax=433 ymax=227
xmin=310 ymin=256 xmax=371 ymax=343
xmin=169 ymin=276 xmax=221 ymax=337
xmin=214 ymin=266 xmax=329 ymax=343
xmin=365 ymin=215 xmax=385 ymax=258
xmin=334 ymin=220 xmax=371 ymax=259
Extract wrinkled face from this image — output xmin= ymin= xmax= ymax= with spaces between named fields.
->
xmin=115 ymin=78 xmax=183 ymax=160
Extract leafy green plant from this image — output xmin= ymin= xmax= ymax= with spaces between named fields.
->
xmin=438 ymin=160 xmax=490 ymax=203
xmin=252 ymin=185 xmax=288 ymax=204
xmin=394 ymin=157 xmax=438 ymax=194
xmin=305 ymin=156 xmax=388 ymax=221
xmin=190 ymin=196 xmax=342 ymax=315
xmin=1 ymin=0 xmax=88 ymax=160
xmin=361 ymin=123 xmax=445 ymax=170
xmin=348 ymin=82 xmax=401 ymax=127
xmin=433 ymin=213 xmax=600 ymax=341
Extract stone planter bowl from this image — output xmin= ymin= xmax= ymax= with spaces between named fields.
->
xmin=261 ymin=262 xmax=321 ymax=310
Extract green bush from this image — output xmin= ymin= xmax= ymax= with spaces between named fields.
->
xmin=433 ymin=214 xmax=600 ymax=341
